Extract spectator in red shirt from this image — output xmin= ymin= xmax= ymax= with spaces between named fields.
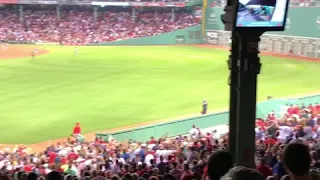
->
xmin=23 ymin=164 xmax=33 ymax=173
xmin=316 ymin=103 xmax=320 ymax=113
xmin=293 ymin=105 xmax=300 ymax=114
xmin=267 ymin=111 xmax=276 ymax=122
xmin=73 ymin=122 xmax=81 ymax=135
xmin=61 ymin=156 xmax=68 ymax=164
xmin=256 ymin=119 xmax=266 ymax=131
xmin=202 ymin=165 xmax=208 ymax=180
xmin=257 ymin=158 xmax=272 ymax=178
xmin=149 ymin=136 xmax=157 ymax=144
xmin=48 ymin=151 xmax=57 ymax=164
xmin=68 ymin=150 xmax=78 ymax=161
xmin=287 ymin=105 xmax=295 ymax=115
xmin=205 ymin=132 xmax=212 ymax=140
xmin=264 ymin=136 xmax=278 ymax=145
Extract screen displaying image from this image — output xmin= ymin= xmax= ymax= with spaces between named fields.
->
xmin=235 ymin=0 xmax=288 ymax=27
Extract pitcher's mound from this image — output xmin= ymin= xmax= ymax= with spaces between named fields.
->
xmin=0 ymin=45 xmax=49 ymax=60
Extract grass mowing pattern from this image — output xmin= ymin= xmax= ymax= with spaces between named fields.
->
xmin=0 ymin=45 xmax=319 ymax=144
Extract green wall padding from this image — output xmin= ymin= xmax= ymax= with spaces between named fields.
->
xmin=96 ymin=94 xmax=320 ymax=142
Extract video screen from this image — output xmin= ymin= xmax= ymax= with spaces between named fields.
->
xmin=235 ymin=0 xmax=288 ymax=28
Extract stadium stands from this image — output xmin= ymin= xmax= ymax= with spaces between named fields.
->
xmin=0 ymin=7 xmax=199 ymax=44
xmin=1 ymin=0 xmax=318 ymax=43
xmin=0 ymin=103 xmax=319 ymax=180
xmin=0 ymin=10 xmax=26 ymax=41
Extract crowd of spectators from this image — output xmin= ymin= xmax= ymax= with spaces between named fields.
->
xmin=1 ymin=0 xmax=317 ymax=43
xmin=0 ymin=10 xmax=26 ymax=42
xmin=0 ymin=8 xmax=199 ymax=44
xmin=26 ymin=0 xmax=319 ymax=6
xmin=0 ymin=103 xmax=319 ymax=180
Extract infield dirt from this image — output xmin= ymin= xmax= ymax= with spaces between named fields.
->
xmin=0 ymin=46 xmax=49 ymax=60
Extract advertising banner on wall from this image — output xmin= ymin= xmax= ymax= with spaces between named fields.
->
xmin=0 ymin=0 xmax=17 ymax=4
xmin=205 ymin=30 xmax=320 ymax=59
xmin=205 ymin=30 xmax=219 ymax=44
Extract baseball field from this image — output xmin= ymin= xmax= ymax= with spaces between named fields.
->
xmin=0 ymin=45 xmax=319 ymax=146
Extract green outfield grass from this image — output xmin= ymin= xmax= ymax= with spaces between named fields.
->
xmin=0 ymin=45 xmax=319 ymax=144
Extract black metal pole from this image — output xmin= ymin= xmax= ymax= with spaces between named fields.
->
xmin=227 ymin=31 xmax=239 ymax=161
xmin=234 ymin=33 xmax=262 ymax=168
xmin=221 ymin=0 xmax=263 ymax=167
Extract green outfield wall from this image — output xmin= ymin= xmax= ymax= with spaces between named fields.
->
xmin=274 ymin=7 xmax=320 ymax=38
xmin=87 ymin=25 xmax=202 ymax=46
xmin=205 ymin=7 xmax=320 ymax=38
xmin=205 ymin=6 xmax=225 ymax=32
xmin=96 ymin=94 xmax=320 ymax=142
xmin=204 ymin=6 xmax=320 ymax=59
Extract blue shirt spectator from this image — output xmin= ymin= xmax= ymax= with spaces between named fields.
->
xmin=272 ymin=162 xmax=287 ymax=178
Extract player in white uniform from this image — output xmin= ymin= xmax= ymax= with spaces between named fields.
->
xmin=32 ymin=49 xmax=36 ymax=60
xmin=74 ymin=47 xmax=79 ymax=56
